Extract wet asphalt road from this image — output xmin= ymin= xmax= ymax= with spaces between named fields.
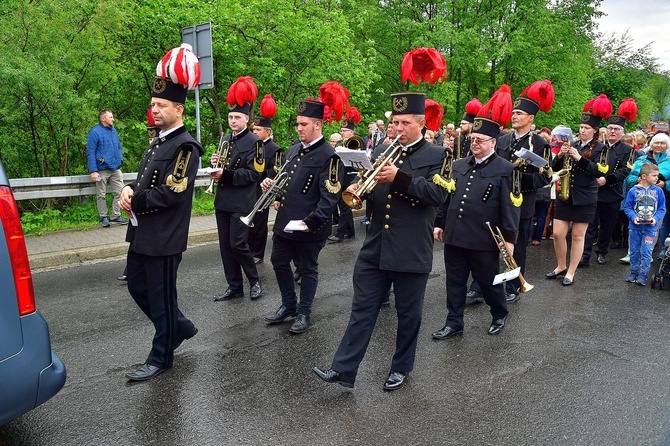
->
xmin=2 ymin=230 xmax=670 ymax=445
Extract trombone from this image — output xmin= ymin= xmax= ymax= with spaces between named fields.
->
xmin=240 ymin=161 xmax=289 ymax=227
xmin=486 ymin=221 xmax=534 ymax=293
xmin=205 ymin=135 xmax=231 ymax=195
xmin=342 ymin=135 xmax=402 ymax=209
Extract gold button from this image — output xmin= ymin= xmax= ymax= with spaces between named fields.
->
xmin=386 ymin=204 xmax=390 ymax=209
xmin=384 ymin=224 xmax=389 ymax=229
xmin=399 ymin=160 xmax=404 ymax=164
xmin=385 ymin=214 xmax=390 ymax=219
xmin=387 ymin=194 xmax=392 ymax=199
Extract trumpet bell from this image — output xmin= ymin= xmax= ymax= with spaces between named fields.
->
xmin=240 ymin=215 xmax=254 ymax=227
xmin=519 ymin=280 xmax=534 ymax=293
xmin=342 ymin=190 xmax=364 ymax=209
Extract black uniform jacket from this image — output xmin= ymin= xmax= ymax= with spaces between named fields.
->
xmin=262 ymin=139 xmax=285 ymax=181
xmin=358 ymin=139 xmax=448 ymax=273
xmin=214 ymin=128 xmax=264 ymax=214
xmin=552 ymin=141 xmax=605 ymax=206
xmin=496 ymin=132 xmax=551 ymax=219
xmin=439 ymin=153 xmax=520 ymax=251
xmin=596 ymin=141 xmax=634 ymax=203
xmin=452 ymin=135 xmax=471 ymax=159
xmin=126 ymin=126 xmax=203 ymax=256
xmin=273 ymin=136 xmax=345 ymax=241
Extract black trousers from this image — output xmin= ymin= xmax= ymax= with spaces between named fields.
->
xmin=271 ymin=234 xmax=326 ymax=316
xmin=127 ymin=248 xmax=195 ymax=369
xmin=444 ymin=244 xmax=508 ymax=330
xmin=331 ymin=258 xmax=427 ymax=378
xmin=248 ymin=208 xmax=269 ymax=260
xmin=334 ymin=196 xmax=355 ymax=238
xmin=583 ymin=200 xmax=621 ymax=260
xmin=215 ymin=211 xmax=259 ymax=291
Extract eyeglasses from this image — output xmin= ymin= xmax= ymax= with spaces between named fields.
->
xmin=470 ymin=136 xmax=495 ymax=144
xmin=606 ymin=127 xmax=623 ymax=132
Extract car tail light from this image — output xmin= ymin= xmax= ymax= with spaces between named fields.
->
xmin=0 ymin=186 xmax=35 ymax=315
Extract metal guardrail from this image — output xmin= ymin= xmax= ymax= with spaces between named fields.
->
xmin=10 ymin=172 xmax=212 ymax=201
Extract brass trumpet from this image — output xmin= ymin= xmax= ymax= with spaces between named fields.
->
xmin=205 ymin=135 xmax=231 ymax=195
xmin=240 ymin=161 xmax=289 ymax=227
xmin=486 ymin=221 xmax=534 ymax=293
xmin=337 ymin=135 xmax=365 ymax=150
xmin=342 ymin=135 xmax=402 ymax=209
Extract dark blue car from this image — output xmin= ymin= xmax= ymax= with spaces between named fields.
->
xmin=0 ymin=159 xmax=66 ymax=426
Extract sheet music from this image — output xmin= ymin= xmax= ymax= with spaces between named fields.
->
xmin=335 ymin=148 xmax=374 ymax=171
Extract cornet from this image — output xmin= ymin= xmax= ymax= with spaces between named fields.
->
xmin=240 ymin=161 xmax=289 ymax=227
xmin=205 ymin=135 xmax=231 ymax=195
xmin=342 ymin=135 xmax=402 ymax=209
xmin=486 ymin=221 xmax=534 ymax=293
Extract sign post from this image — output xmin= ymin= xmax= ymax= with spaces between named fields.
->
xmin=182 ymin=23 xmax=213 ymax=142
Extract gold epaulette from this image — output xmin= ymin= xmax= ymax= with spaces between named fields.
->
xmin=166 ymin=149 xmax=192 ymax=193
xmin=253 ymin=140 xmax=265 ymax=173
xmin=325 ymin=157 xmax=341 ymax=193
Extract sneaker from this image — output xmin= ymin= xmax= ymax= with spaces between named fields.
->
xmin=637 ymin=276 xmax=647 ymax=286
xmin=625 ymin=274 xmax=637 ymax=283
xmin=360 ymin=216 xmax=369 ymax=225
xmin=110 ymin=216 xmax=129 ymax=225
xmin=619 ymin=254 xmax=630 ymax=264
xmin=100 ymin=216 xmax=111 ymax=227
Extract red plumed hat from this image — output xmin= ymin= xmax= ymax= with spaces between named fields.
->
xmin=609 ymin=98 xmax=638 ymax=127
xmin=425 ymin=99 xmax=444 ymax=132
xmin=401 ymin=47 xmax=447 ymax=85
xmin=226 ymin=76 xmax=259 ymax=115
xmin=516 ymin=79 xmax=555 ymax=114
xmin=319 ymin=81 xmax=350 ymax=123
xmin=581 ymin=94 xmax=612 ymax=128
xmin=255 ymin=94 xmax=277 ymax=128
xmin=341 ymin=106 xmax=362 ymax=130
xmin=472 ymin=84 xmax=513 ymax=137
xmin=146 ymin=107 xmax=160 ymax=139
xmin=462 ymin=98 xmax=483 ymax=123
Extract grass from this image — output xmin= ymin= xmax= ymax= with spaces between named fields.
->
xmin=20 ymin=190 xmax=216 ymax=235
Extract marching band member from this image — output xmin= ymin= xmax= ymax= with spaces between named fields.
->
xmin=211 ymin=77 xmax=265 ymax=302
xmin=262 ymin=81 xmax=347 ymax=334
xmin=432 ymin=84 xmax=519 ymax=340
xmin=547 ymin=95 xmax=609 ymax=285
xmin=581 ymin=98 xmax=638 ymax=266
xmin=120 ymin=44 xmax=202 ymax=381
xmin=314 ymin=48 xmax=449 ymax=391
xmin=250 ymin=94 xmax=285 ymax=264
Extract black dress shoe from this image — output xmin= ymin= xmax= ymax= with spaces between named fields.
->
xmin=488 ymin=317 xmax=507 ymax=336
xmin=383 ymin=371 xmax=407 ymax=391
xmin=264 ymin=305 xmax=297 ymax=324
xmin=327 ymin=235 xmax=342 ymax=243
xmin=312 ymin=367 xmax=355 ymax=388
xmin=125 ymin=363 xmax=167 ymax=381
xmin=597 ymin=254 xmax=607 ymax=265
xmin=578 ymin=258 xmax=590 ymax=268
xmin=253 ymin=257 xmax=263 ymax=264
xmin=117 ymin=275 xmax=127 ymax=282
xmin=250 ymin=282 xmax=262 ymax=300
xmin=465 ymin=290 xmax=484 ymax=304
xmin=289 ymin=314 xmax=310 ymax=334
xmin=432 ymin=325 xmax=463 ymax=340
xmin=505 ymin=293 xmax=520 ymax=303
xmin=174 ymin=327 xmax=198 ymax=351
xmin=562 ymin=277 xmax=574 ymax=286
xmin=213 ymin=288 xmax=244 ymax=302
xmin=545 ymin=268 xmax=567 ymax=279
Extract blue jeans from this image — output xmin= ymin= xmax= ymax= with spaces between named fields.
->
xmin=629 ymin=226 xmax=659 ymax=279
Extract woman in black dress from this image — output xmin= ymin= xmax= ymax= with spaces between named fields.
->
xmin=547 ymin=95 xmax=611 ymax=285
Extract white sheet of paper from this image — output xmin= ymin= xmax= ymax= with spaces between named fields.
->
xmin=493 ymin=267 xmax=520 ymax=285
xmin=335 ymin=148 xmax=374 ymax=170
xmin=284 ymin=220 xmax=308 ymax=233
xmin=198 ymin=167 xmax=223 ymax=175
xmin=129 ymin=210 xmax=138 ymax=227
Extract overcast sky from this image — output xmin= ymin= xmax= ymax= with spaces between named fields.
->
xmin=595 ymin=0 xmax=670 ymax=71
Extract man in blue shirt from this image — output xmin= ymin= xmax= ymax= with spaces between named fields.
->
xmin=87 ymin=109 xmax=128 ymax=227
